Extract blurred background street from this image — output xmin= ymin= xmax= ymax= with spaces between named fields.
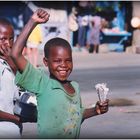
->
xmin=22 ymin=50 xmax=140 ymax=139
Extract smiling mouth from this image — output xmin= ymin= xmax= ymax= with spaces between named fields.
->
xmin=59 ymin=70 xmax=67 ymax=76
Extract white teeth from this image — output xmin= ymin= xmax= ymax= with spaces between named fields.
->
xmin=59 ymin=71 xmax=67 ymax=75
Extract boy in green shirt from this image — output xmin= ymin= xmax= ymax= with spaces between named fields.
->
xmin=11 ymin=9 xmax=109 ymax=138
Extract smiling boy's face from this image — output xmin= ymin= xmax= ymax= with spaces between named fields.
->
xmin=43 ymin=46 xmax=73 ymax=82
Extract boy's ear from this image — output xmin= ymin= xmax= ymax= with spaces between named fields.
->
xmin=43 ymin=57 xmax=48 ymax=67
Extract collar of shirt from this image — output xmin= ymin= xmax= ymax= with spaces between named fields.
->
xmin=50 ymin=78 xmax=78 ymax=97
xmin=0 ymin=58 xmax=12 ymax=73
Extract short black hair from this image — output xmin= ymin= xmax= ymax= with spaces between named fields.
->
xmin=0 ymin=18 xmax=13 ymax=28
xmin=44 ymin=37 xmax=72 ymax=58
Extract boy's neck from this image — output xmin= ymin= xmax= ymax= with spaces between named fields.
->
xmin=50 ymin=75 xmax=69 ymax=84
xmin=60 ymin=80 xmax=69 ymax=84
xmin=50 ymin=76 xmax=75 ymax=95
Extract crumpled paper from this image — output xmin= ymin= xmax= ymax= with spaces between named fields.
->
xmin=95 ymin=83 xmax=109 ymax=102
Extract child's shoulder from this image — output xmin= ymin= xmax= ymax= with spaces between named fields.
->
xmin=0 ymin=58 xmax=11 ymax=73
xmin=39 ymin=67 xmax=49 ymax=76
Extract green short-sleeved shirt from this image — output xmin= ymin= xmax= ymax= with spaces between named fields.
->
xmin=15 ymin=62 xmax=84 ymax=138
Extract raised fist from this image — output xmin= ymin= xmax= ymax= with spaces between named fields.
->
xmin=31 ymin=8 xmax=50 ymax=24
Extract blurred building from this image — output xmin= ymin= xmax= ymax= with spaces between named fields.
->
xmin=131 ymin=2 xmax=140 ymax=53
xmin=0 ymin=1 xmax=134 ymax=52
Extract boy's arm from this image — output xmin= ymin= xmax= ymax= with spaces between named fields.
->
xmin=82 ymin=99 xmax=109 ymax=121
xmin=0 ymin=110 xmax=20 ymax=125
xmin=11 ymin=9 xmax=49 ymax=73
xmin=0 ymin=45 xmax=17 ymax=74
xmin=3 ymin=47 xmax=17 ymax=74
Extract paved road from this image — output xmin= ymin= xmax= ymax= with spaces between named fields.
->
xmin=22 ymin=51 xmax=140 ymax=138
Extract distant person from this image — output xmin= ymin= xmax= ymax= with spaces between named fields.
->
xmin=11 ymin=9 xmax=109 ymax=138
xmin=26 ymin=24 xmax=43 ymax=67
xmin=68 ymin=7 xmax=78 ymax=46
xmin=77 ymin=15 xmax=88 ymax=51
xmin=87 ymin=15 xmax=102 ymax=53
xmin=0 ymin=18 xmax=22 ymax=138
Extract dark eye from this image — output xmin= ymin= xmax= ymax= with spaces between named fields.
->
xmin=66 ymin=59 xmax=72 ymax=62
xmin=0 ymin=38 xmax=6 ymax=41
xmin=54 ymin=59 xmax=61 ymax=63
xmin=10 ymin=37 xmax=14 ymax=41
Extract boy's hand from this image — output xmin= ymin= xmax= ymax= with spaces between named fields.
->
xmin=31 ymin=8 xmax=50 ymax=24
xmin=95 ymin=99 xmax=109 ymax=115
xmin=0 ymin=45 xmax=11 ymax=61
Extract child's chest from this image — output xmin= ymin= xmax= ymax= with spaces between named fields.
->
xmin=61 ymin=82 xmax=75 ymax=95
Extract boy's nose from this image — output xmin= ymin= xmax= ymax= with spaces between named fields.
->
xmin=5 ymin=40 xmax=12 ymax=48
xmin=61 ymin=61 xmax=67 ymax=67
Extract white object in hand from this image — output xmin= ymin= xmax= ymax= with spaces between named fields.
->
xmin=95 ymin=83 xmax=109 ymax=102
